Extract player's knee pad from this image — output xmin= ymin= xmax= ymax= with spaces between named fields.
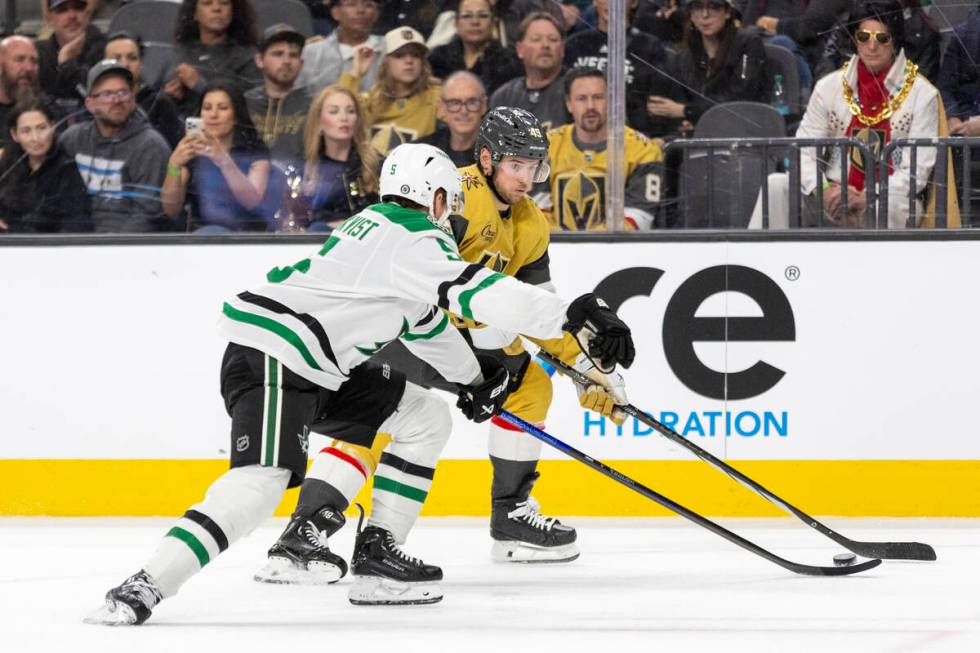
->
xmin=380 ymin=382 xmax=452 ymax=466
xmin=194 ymin=465 xmax=290 ymax=543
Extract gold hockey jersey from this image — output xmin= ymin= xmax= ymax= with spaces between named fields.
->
xmin=340 ymin=72 xmax=441 ymax=156
xmin=544 ymin=124 xmax=664 ymax=231
xmin=450 ymin=164 xmax=582 ymax=364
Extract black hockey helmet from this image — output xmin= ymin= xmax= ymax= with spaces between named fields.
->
xmin=474 ymin=106 xmax=549 ymax=165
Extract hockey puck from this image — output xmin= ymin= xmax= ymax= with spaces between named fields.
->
xmin=833 ymin=552 xmax=857 ymax=566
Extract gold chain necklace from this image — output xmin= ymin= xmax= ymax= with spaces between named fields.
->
xmin=841 ymin=58 xmax=918 ymax=127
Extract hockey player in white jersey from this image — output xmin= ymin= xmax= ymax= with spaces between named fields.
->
xmin=85 ymin=143 xmax=635 ymax=625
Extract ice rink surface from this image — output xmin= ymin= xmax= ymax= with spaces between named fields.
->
xmin=1 ymin=517 xmax=977 ymax=653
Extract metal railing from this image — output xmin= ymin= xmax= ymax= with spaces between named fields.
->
xmin=879 ymin=138 xmax=980 ymax=229
xmin=663 ymin=137 xmax=876 ymax=229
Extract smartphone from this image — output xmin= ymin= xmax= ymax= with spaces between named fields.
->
xmin=185 ymin=117 xmax=203 ymax=136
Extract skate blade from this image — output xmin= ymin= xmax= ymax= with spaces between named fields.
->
xmin=347 ymin=576 xmax=443 ymax=605
xmin=491 ymin=540 xmax=580 ymax=564
xmin=83 ymin=599 xmax=139 ymax=626
xmin=253 ymin=556 xmax=343 ymax=585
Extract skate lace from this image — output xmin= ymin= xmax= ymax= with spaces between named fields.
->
xmin=123 ymin=572 xmax=162 ymax=608
xmin=508 ymin=496 xmax=556 ymax=531
xmin=303 ymin=520 xmax=330 ymax=549
xmin=384 ymin=531 xmax=423 ymax=566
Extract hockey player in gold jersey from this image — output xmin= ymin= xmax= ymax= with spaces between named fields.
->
xmin=446 ymin=107 xmax=631 ymax=562
xmin=542 ymin=67 xmax=665 ymax=231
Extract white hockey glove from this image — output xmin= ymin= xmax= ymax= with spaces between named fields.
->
xmin=572 ymin=352 xmax=628 ymax=425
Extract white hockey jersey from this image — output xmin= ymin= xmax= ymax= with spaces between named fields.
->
xmin=218 ymin=203 xmax=570 ymax=390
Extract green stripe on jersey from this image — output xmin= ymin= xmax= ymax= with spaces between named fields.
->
xmin=167 ymin=526 xmax=210 ymax=567
xmin=458 ymin=273 xmax=506 ymax=320
xmin=373 ymin=475 xmax=428 ymax=503
xmin=222 ymin=303 xmax=322 ymax=371
xmin=368 ymin=203 xmax=441 ymax=233
xmin=402 ymin=312 xmax=449 ymax=341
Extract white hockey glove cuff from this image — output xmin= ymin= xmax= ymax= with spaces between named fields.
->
xmin=572 ymin=352 xmax=628 ymax=425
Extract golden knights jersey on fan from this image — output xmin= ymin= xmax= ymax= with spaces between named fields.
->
xmin=543 ymin=124 xmax=665 ymax=231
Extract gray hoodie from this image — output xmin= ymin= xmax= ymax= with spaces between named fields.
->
xmin=59 ymin=112 xmax=171 ymax=233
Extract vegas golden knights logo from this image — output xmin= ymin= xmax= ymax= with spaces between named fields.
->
xmin=849 ymin=127 xmax=886 ymax=174
xmin=461 ymin=171 xmax=483 ymax=190
xmin=556 ymin=172 xmax=605 ymax=230
xmin=371 ymin=124 xmax=418 ymax=155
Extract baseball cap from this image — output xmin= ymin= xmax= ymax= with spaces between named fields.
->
xmin=86 ymin=59 xmax=134 ymax=95
xmin=48 ymin=0 xmax=87 ymax=10
xmin=384 ymin=27 xmax=427 ymax=55
xmin=259 ymin=23 xmax=306 ymax=53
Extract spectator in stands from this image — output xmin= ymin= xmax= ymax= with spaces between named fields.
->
xmin=104 ymin=32 xmax=183 ymax=149
xmin=565 ymin=0 xmax=680 ymax=137
xmin=749 ymin=0 xmax=944 ymax=229
xmin=0 ymin=100 xmax=90 ymax=233
xmin=246 ymin=24 xmax=312 ymax=165
xmin=59 ymin=60 xmax=170 ymax=232
xmin=428 ymin=0 xmax=523 ymax=96
xmin=938 ymin=5 xmax=980 ymax=223
xmin=375 ymin=0 xmax=446 ymax=40
xmin=427 ymin=1 xmax=569 ymax=49
xmin=300 ymin=84 xmax=379 ymax=230
xmin=647 ymin=0 xmax=770 ymax=132
xmin=0 ymin=37 xmax=43 ymax=151
xmin=419 ymin=71 xmax=486 ymax=167
xmin=340 ymin=27 xmax=440 ymax=154
xmin=299 ymin=0 xmax=385 ymax=94
xmin=163 ymin=79 xmax=271 ymax=232
xmin=166 ymin=0 xmax=262 ymax=119
xmin=541 ymin=67 xmax=664 ymax=231
xmin=634 ymin=0 xmax=687 ymax=45
xmin=816 ymin=0 xmax=940 ymax=83
xmin=490 ymin=11 xmax=569 ymax=131
xmin=36 ymin=0 xmax=107 ymax=116
xmin=739 ymin=0 xmax=853 ymax=94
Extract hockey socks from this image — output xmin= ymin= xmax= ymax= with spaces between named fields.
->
xmin=143 ymin=465 xmax=290 ymax=598
xmin=368 ymin=451 xmax=436 ymax=543
xmin=488 ymin=417 xmax=543 ymax=499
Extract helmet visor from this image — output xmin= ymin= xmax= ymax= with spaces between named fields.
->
xmin=498 ymin=158 xmax=551 ymax=184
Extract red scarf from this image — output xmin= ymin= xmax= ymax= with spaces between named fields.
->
xmin=846 ymin=60 xmax=893 ymax=191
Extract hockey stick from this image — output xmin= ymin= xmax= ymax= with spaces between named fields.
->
xmin=497 ymin=410 xmax=881 ymax=576
xmin=536 ymin=351 xmax=937 ymax=562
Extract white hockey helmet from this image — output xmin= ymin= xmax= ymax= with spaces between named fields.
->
xmin=379 ymin=143 xmax=464 ymax=230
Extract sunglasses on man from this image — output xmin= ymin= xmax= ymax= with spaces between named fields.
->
xmin=855 ymin=29 xmax=892 ymax=45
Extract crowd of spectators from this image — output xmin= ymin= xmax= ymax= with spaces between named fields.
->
xmin=0 ymin=0 xmax=977 ymax=233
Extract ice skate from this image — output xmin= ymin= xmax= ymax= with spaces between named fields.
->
xmin=254 ymin=506 xmax=348 ymax=585
xmin=491 ymin=472 xmax=579 ymax=563
xmin=83 ymin=570 xmax=162 ymax=626
xmin=348 ymin=514 xmax=443 ymax=605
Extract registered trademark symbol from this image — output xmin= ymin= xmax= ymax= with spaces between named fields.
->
xmin=785 ymin=266 xmax=800 ymax=281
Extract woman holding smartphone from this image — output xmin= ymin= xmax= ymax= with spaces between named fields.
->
xmin=162 ymin=79 xmax=271 ymax=232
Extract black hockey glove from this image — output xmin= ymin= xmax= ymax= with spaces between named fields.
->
xmin=457 ymin=355 xmax=512 ymax=423
xmin=563 ymin=293 xmax=636 ymax=371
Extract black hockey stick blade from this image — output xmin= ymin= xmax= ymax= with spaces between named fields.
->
xmin=497 ymin=410 xmax=882 ymax=577
xmin=538 ymin=352 xmax=937 ymax=562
